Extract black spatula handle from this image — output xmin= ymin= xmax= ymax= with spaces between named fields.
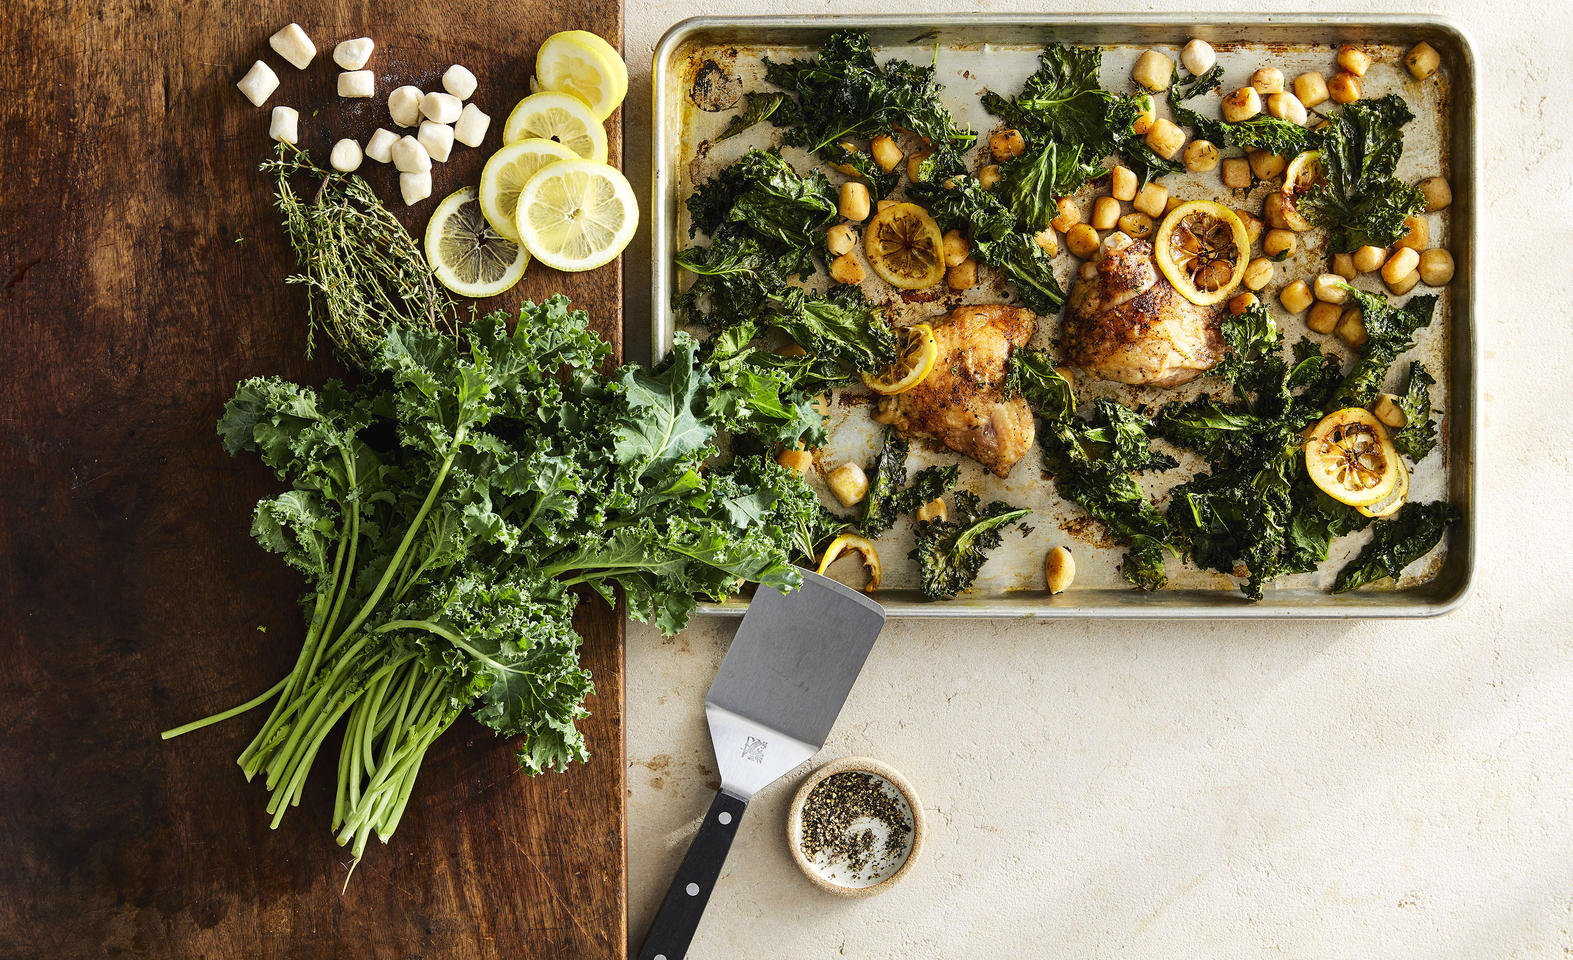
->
xmin=636 ymin=790 xmax=749 ymax=960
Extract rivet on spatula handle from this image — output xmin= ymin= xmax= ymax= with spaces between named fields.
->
xmin=636 ymin=790 xmax=749 ymax=960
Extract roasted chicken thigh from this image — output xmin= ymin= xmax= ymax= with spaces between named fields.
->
xmin=873 ymin=305 xmax=1036 ymax=479
xmin=1064 ymin=238 xmax=1225 ymax=388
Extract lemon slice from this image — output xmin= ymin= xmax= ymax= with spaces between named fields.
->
xmin=1357 ymin=454 xmax=1409 ymax=518
xmin=1282 ymin=151 xmax=1325 ymax=232
xmin=479 ymin=138 xmax=578 ymax=241
xmin=536 ymin=32 xmax=627 ymax=121
xmin=864 ymin=202 xmax=946 ymax=290
xmin=502 ymin=91 xmax=607 ymax=162
xmin=861 ymin=323 xmax=938 ymax=395
xmin=424 ymin=187 xmax=529 ymax=298
xmin=816 ymin=533 xmax=882 ymax=593
xmin=1154 ymin=200 xmax=1250 ymax=306
xmin=1305 ymin=408 xmax=1401 ymax=507
xmin=515 ymin=159 xmax=638 ymax=272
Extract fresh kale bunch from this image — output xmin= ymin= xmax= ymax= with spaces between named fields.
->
xmin=1302 ymin=94 xmax=1428 ymax=252
xmin=762 ymin=29 xmax=977 ymax=195
xmin=172 ymin=298 xmax=815 ymax=864
xmin=910 ymin=491 xmax=1031 ymax=600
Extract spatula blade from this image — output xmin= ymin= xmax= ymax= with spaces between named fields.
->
xmin=705 ymin=571 xmax=885 ymax=799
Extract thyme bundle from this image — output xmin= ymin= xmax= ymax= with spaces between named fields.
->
xmin=263 ymin=144 xmax=456 ymax=368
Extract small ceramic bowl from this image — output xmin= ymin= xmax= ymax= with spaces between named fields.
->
xmin=786 ymin=756 xmax=924 ymax=898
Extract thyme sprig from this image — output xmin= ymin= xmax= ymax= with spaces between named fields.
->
xmin=263 ymin=144 xmax=456 ymax=369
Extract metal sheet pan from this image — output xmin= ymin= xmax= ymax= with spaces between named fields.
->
xmin=652 ymin=14 xmax=1478 ymax=618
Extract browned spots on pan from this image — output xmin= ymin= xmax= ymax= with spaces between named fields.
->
xmin=690 ymin=59 xmax=741 ymax=112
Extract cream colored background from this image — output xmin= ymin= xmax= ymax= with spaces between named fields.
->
xmin=618 ymin=3 xmax=1573 ymax=957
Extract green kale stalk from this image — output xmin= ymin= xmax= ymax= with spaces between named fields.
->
xmin=165 ymin=299 xmax=815 ymax=867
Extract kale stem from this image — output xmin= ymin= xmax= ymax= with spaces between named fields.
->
xmin=161 ymin=675 xmax=289 ymax=740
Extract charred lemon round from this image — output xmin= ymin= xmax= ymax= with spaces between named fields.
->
xmin=861 ymin=323 xmax=938 ymax=395
xmin=1357 ymin=454 xmax=1409 ymax=518
xmin=1306 ymin=408 xmax=1401 ymax=507
xmin=816 ymin=533 xmax=882 ymax=593
xmin=864 ymin=202 xmax=946 ymax=290
xmin=1154 ymin=200 xmax=1250 ymax=306
xmin=1281 ymin=150 xmax=1325 ymax=232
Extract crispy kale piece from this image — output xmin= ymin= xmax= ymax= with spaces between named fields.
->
xmin=762 ymin=29 xmax=976 ymax=192
xmin=1326 ymin=286 xmax=1438 ymax=410
xmin=999 ymin=140 xmax=1103 ymax=232
xmin=716 ymin=91 xmax=800 ymax=142
xmin=1391 ymin=361 xmax=1438 ymax=462
xmin=1037 ymin=394 xmax=1179 ymax=591
xmin=1301 ymin=94 xmax=1427 ymax=252
xmin=764 ymin=285 xmax=896 ymax=375
xmin=1158 ymin=303 xmax=1361 ymax=599
xmin=1003 ymin=348 xmax=1074 ymax=416
xmin=857 ymin=429 xmax=961 ymax=538
xmin=675 ymin=149 xmax=841 ymax=326
xmin=910 ymin=176 xmax=1017 ymax=243
xmin=1168 ymin=63 xmax=1309 ymax=156
xmin=909 ymin=491 xmax=1030 ymax=600
xmin=973 ymin=232 xmax=1068 ymax=314
xmin=981 ymin=45 xmax=1180 ymax=187
xmin=1333 ymin=501 xmax=1461 ymax=593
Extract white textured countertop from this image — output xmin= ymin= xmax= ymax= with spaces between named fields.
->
xmin=620 ymin=3 xmax=1573 ymax=956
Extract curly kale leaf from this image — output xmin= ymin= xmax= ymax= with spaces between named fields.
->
xmin=981 ymin=44 xmax=1124 ymax=155
xmin=909 ymin=491 xmax=1030 ymax=600
xmin=1392 ymin=361 xmax=1438 ymax=462
xmin=1167 ymin=468 xmax=1293 ymax=600
xmin=1225 ymin=117 xmax=1312 ymax=156
xmin=1169 ymin=64 xmax=1230 ymax=144
xmin=1280 ymin=479 xmax=1373 ymax=576
xmin=1003 ymin=348 xmax=1075 ymax=420
xmin=764 ymin=285 xmax=896 ymax=375
xmin=1333 ymin=501 xmax=1461 ymax=593
xmin=1214 ymin=301 xmax=1285 ymax=388
xmin=909 ymin=176 xmax=1016 ymax=244
xmin=717 ymin=91 xmax=800 ymax=142
xmin=763 ymin=29 xmax=975 ymax=190
xmin=721 ymin=149 xmax=839 ymax=252
xmin=1038 ymin=397 xmax=1178 ymax=590
xmin=1301 ymin=94 xmax=1427 ymax=252
xmin=858 ymin=429 xmax=910 ymax=537
xmin=1000 ymin=140 xmax=1103 ymax=231
xmin=673 ymin=234 xmax=798 ymax=324
xmin=1327 ymin=287 xmax=1438 ymax=410
xmin=973 ymin=232 xmax=1068 ymax=313
xmin=895 ymin=466 xmax=959 ymax=516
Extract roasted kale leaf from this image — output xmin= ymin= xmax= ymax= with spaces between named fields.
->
xmin=909 ymin=491 xmax=1030 ymax=600
xmin=1327 ymin=286 xmax=1438 ymax=410
xmin=1391 ymin=361 xmax=1438 ymax=462
xmin=1333 ymin=501 xmax=1460 ymax=593
xmin=1301 ymin=94 xmax=1428 ymax=252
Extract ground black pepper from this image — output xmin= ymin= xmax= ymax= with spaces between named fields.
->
xmin=799 ymin=771 xmax=913 ymax=881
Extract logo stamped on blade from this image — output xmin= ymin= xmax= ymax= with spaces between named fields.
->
xmin=741 ymin=737 xmax=767 ymax=763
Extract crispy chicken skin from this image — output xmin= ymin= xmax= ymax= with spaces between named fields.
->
xmin=873 ymin=305 xmax=1037 ymax=479
xmin=1064 ymin=238 xmax=1225 ymax=388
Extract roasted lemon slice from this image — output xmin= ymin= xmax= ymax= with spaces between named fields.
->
xmin=861 ymin=322 xmax=937 ymax=395
xmin=864 ymin=202 xmax=946 ymax=290
xmin=1282 ymin=150 xmax=1325 ymax=232
xmin=1306 ymin=408 xmax=1401 ymax=507
xmin=1357 ymin=454 xmax=1410 ymax=518
xmin=1154 ymin=200 xmax=1250 ymax=306
xmin=816 ymin=533 xmax=882 ymax=593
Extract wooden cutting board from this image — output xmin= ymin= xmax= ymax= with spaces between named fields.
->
xmin=0 ymin=2 xmax=625 ymax=957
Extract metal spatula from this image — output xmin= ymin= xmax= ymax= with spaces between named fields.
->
xmin=636 ymin=571 xmax=886 ymax=960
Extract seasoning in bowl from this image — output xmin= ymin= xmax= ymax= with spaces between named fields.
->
xmin=787 ymin=756 xmax=924 ymax=897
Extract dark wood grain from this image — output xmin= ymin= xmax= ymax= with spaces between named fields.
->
xmin=0 ymin=2 xmax=625 ymax=957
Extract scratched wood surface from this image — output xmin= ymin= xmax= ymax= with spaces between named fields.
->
xmin=0 ymin=2 xmax=625 ymax=957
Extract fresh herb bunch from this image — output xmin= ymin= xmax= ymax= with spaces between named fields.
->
xmin=167 ymin=298 xmax=824 ymax=864
xmin=1301 ymin=94 xmax=1428 ymax=252
xmin=761 ymin=29 xmax=977 ymax=195
xmin=909 ymin=491 xmax=1031 ymax=600
xmin=264 ymin=144 xmax=455 ymax=369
